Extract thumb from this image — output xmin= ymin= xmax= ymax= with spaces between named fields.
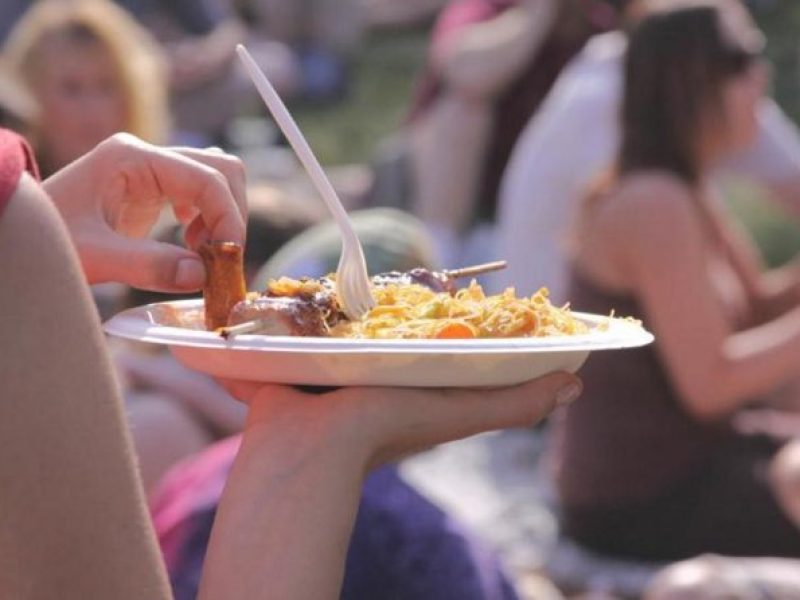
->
xmin=83 ymin=232 xmax=206 ymax=293
xmin=463 ymin=371 xmax=583 ymax=432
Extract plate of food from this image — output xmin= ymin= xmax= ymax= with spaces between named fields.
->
xmin=104 ymin=243 xmax=653 ymax=387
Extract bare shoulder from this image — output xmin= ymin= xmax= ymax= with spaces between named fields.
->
xmin=613 ymin=171 xmax=695 ymax=214
xmin=586 ymin=171 xmax=707 ymax=285
xmin=601 ymin=171 xmax=702 ymax=241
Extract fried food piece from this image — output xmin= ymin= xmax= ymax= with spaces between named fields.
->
xmin=199 ymin=241 xmax=247 ymax=331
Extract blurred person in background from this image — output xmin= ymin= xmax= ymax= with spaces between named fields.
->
xmin=553 ymin=3 xmax=800 ymax=596
xmin=3 ymin=0 xmax=169 ymax=176
xmin=371 ymin=0 xmax=622 ymax=268
xmin=496 ymin=0 xmax=800 ymax=301
xmin=0 ymin=60 xmax=38 ymax=138
xmin=361 ymin=0 xmax=452 ymax=29
xmin=237 ymin=0 xmax=363 ymax=104
xmin=0 ymin=0 xmax=299 ymax=147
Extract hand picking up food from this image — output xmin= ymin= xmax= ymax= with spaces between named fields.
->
xmin=187 ymin=241 xmax=595 ymax=340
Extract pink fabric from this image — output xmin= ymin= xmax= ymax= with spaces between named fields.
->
xmin=0 ymin=129 xmax=38 ymax=220
xmin=149 ymin=436 xmax=242 ymax=570
xmin=408 ymin=0 xmax=516 ymax=123
xmin=430 ymin=0 xmax=515 ymax=55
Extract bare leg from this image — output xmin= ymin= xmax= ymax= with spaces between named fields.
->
xmin=646 ymin=555 xmax=800 ymax=600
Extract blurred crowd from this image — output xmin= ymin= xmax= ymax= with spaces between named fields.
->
xmin=4 ymin=0 xmax=800 ymax=598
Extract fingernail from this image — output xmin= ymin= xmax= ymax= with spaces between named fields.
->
xmin=556 ymin=380 xmax=582 ymax=406
xmin=175 ymin=258 xmax=205 ymax=289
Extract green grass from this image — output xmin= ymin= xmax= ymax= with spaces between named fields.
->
xmin=726 ymin=181 xmax=800 ymax=268
xmin=754 ymin=3 xmax=800 ymax=125
xmin=292 ymin=29 xmax=430 ymax=165
xmin=732 ymin=4 xmax=800 ymax=266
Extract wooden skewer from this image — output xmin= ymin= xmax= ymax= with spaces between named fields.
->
xmin=444 ymin=261 xmax=507 ymax=280
xmin=218 ymin=319 xmax=267 ymax=339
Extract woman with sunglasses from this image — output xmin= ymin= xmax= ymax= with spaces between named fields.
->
xmin=555 ymin=0 xmax=800 ymax=563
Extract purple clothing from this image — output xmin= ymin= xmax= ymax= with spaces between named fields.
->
xmin=151 ymin=436 xmax=518 ymax=600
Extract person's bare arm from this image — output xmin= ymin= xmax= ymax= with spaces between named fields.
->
xmin=613 ymin=177 xmax=800 ymax=420
xmin=756 ymin=259 xmax=800 ymax=316
xmin=435 ymin=0 xmax=557 ymax=100
xmin=199 ymin=375 xmax=581 ymax=600
xmin=0 ymin=174 xmax=172 ymax=599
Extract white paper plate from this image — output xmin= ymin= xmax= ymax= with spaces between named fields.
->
xmin=104 ymin=299 xmax=653 ymax=387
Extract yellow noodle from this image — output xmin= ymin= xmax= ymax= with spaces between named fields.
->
xmin=330 ymin=281 xmax=590 ymax=339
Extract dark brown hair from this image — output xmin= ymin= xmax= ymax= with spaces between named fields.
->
xmin=618 ymin=0 xmax=762 ymax=184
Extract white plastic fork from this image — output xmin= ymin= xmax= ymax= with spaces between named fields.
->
xmin=236 ymin=45 xmax=375 ymax=320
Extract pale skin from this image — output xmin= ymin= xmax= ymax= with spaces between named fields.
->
xmin=200 ymin=377 xmax=581 ymax=599
xmin=433 ymin=0 xmax=559 ymax=102
xmin=0 ymin=133 xmax=582 ymax=598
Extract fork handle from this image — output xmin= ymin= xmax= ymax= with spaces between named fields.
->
xmin=236 ymin=45 xmax=355 ymax=236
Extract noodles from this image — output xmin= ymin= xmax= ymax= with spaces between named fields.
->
xmin=329 ymin=281 xmax=589 ymax=339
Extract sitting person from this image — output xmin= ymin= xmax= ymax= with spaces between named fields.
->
xmin=496 ymin=0 xmax=800 ymax=301
xmin=3 ymin=0 xmax=169 ymax=176
xmin=0 ymin=128 xmax=580 ymax=597
xmin=377 ymin=0 xmax=622 ymax=266
xmin=553 ymin=0 xmax=800 ymax=564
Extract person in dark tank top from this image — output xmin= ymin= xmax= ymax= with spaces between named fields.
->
xmin=552 ymin=0 xmax=800 ymax=570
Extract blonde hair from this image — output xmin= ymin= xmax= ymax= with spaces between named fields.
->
xmin=3 ymin=0 xmax=169 ymax=144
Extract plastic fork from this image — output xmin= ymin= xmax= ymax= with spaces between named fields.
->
xmin=236 ymin=45 xmax=375 ymax=320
